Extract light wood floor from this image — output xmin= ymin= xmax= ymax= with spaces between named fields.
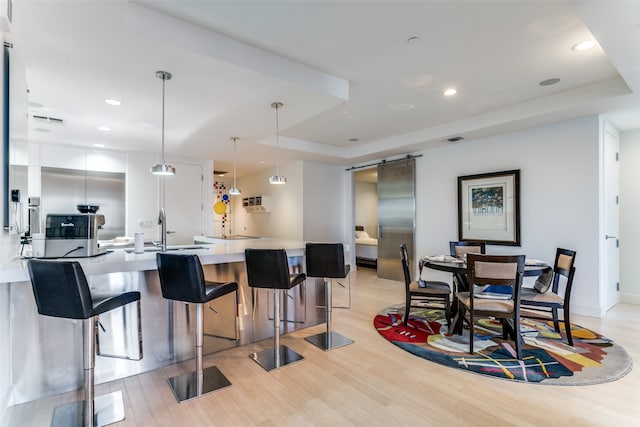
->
xmin=6 ymin=268 xmax=639 ymax=426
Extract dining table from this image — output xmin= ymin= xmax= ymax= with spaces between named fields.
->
xmin=418 ymin=256 xmax=552 ymax=334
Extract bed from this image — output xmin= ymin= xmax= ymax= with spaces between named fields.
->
xmin=355 ymin=225 xmax=378 ymax=268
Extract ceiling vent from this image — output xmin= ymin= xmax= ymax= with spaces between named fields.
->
xmin=445 ymin=136 xmax=464 ymax=142
xmin=32 ymin=114 xmax=64 ymax=125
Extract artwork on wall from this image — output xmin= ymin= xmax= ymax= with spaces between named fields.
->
xmin=213 ymin=181 xmax=230 ymax=236
xmin=457 ymin=169 xmax=520 ymax=246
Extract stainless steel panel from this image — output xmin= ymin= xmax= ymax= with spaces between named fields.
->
xmin=377 ymin=159 xmax=415 ymax=281
xmin=41 ymin=167 xmax=125 ymax=240
xmin=8 ymin=258 xmax=324 ymax=405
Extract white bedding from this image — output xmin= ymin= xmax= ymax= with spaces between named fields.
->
xmin=355 ymin=230 xmax=378 ymax=260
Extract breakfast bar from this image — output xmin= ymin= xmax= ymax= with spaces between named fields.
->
xmin=0 ymin=237 xmax=324 ymax=405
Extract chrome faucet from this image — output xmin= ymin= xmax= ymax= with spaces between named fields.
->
xmin=158 ymin=207 xmax=167 ymax=252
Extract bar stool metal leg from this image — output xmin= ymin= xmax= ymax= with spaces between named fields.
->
xmin=305 ymin=278 xmax=354 ymax=351
xmin=249 ymin=287 xmax=304 ymax=371
xmin=51 ymin=316 xmax=125 ymax=427
xmin=167 ymin=303 xmax=231 ymax=403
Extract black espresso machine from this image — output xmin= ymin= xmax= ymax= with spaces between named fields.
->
xmin=44 ymin=213 xmax=107 ymax=258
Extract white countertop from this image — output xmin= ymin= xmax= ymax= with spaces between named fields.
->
xmin=0 ymin=234 xmax=305 ymax=284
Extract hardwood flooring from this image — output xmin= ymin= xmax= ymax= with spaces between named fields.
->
xmin=5 ymin=268 xmax=639 ymax=426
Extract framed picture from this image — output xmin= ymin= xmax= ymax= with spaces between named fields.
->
xmin=457 ymin=169 xmax=520 ymax=246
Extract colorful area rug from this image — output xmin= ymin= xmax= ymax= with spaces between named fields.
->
xmin=374 ymin=304 xmax=633 ymax=385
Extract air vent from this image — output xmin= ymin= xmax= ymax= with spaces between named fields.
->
xmin=213 ymin=170 xmax=228 ymax=176
xmin=32 ymin=115 xmax=64 ymax=125
xmin=446 ymin=136 xmax=464 ymax=142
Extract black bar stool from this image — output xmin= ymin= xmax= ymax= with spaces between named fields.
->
xmin=245 ymin=248 xmax=306 ymax=371
xmin=304 ymin=243 xmax=354 ymax=350
xmin=27 ymin=259 xmax=141 ymax=427
xmin=156 ymin=253 xmax=238 ymax=403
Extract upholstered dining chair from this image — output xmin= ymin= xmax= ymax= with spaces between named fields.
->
xmin=449 ymin=241 xmax=486 ymax=259
xmin=400 ymin=243 xmax=451 ymax=327
xmin=520 ymin=248 xmax=577 ymax=346
xmin=449 ymin=241 xmax=486 ymax=293
xmin=456 ymin=254 xmax=526 ymax=359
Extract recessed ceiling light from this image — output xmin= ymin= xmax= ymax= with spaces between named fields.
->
xmin=407 ymin=36 xmax=420 ymax=45
xmin=443 ymin=88 xmax=457 ymax=97
xmin=539 ymin=78 xmax=560 ymax=86
xmin=94 ymin=143 xmax=105 ymax=148
xmin=389 ymin=103 xmax=415 ymax=111
xmin=104 ymin=99 xmax=122 ymax=106
xmin=572 ymin=39 xmax=597 ymax=51
xmin=97 ymin=126 xmax=112 ymax=131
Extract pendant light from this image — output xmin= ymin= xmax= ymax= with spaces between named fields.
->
xmin=229 ymin=137 xmax=242 ymax=195
xmin=151 ymin=71 xmax=176 ymax=176
xmin=268 ymin=101 xmax=286 ymax=184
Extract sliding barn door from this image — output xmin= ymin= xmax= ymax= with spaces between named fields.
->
xmin=377 ymin=159 xmax=415 ymax=281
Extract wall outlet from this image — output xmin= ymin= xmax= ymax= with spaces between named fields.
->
xmin=137 ymin=219 xmax=144 ymax=226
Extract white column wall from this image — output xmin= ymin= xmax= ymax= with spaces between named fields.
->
xmin=415 ymin=116 xmax=603 ymax=316
xmin=302 ymin=160 xmax=346 ymax=243
xmin=620 ymin=129 xmax=640 ymax=303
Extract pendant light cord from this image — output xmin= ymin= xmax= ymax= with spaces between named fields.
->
xmin=232 ymin=137 xmax=238 ymax=188
xmin=161 ymin=76 xmax=166 ymax=164
xmin=274 ymin=103 xmax=280 ymax=176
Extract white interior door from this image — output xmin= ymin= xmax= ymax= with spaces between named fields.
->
xmin=164 ymin=162 xmax=203 ymax=245
xmin=603 ymin=123 xmax=620 ymax=311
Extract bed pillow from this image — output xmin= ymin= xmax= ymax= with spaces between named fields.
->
xmin=355 ymin=230 xmax=370 ymax=239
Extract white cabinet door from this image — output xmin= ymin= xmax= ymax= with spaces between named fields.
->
xmin=163 ymin=162 xmax=203 ymax=245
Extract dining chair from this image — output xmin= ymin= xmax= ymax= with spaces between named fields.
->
xmin=456 ymin=253 xmax=526 ymax=359
xmin=449 ymin=241 xmax=486 ymax=259
xmin=520 ymin=248 xmax=577 ymax=346
xmin=449 ymin=241 xmax=486 ymax=293
xmin=400 ymin=243 xmax=451 ymax=327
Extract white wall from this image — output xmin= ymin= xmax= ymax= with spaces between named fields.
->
xmin=302 ymin=160 xmax=347 ymax=243
xmin=233 ymin=161 xmax=304 ymax=240
xmin=620 ymin=129 xmax=640 ymax=304
xmin=415 ymin=116 xmax=603 ymax=316
xmin=354 ymin=180 xmax=378 ymax=238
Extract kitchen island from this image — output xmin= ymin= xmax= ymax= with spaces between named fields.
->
xmin=0 ymin=236 xmax=324 ymax=405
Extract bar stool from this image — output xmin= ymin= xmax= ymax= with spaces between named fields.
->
xmin=304 ymin=243 xmax=354 ymax=350
xmin=245 ymin=248 xmax=306 ymax=371
xmin=156 ymin=253 xmax=238 ymax=402
xmin=27 ymin=259 xmax=141 ymax=427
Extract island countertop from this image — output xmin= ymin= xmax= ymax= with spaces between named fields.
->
xmin=0 ymin=236 xmax=306 ymax=283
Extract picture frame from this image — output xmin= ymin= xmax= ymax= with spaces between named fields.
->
xmin=457 ymin=169 xmax=520 ymax=246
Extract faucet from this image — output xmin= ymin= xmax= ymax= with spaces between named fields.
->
xmin=158 ymin=207 xmax=167 ymax=252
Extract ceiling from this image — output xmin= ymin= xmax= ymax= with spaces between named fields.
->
xmin=6 ymin=1 xmax=640 ymax=178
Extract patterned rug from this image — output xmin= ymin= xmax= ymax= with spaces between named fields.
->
xmin=373 ymin=304 xmax=633 ymax=385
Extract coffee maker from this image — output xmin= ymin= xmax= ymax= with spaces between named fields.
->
xmin=44 ymin=213 xmax=107 ymax=258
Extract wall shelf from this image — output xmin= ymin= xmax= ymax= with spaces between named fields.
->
xmin=242 ymin=195 xmax=271 ymax=213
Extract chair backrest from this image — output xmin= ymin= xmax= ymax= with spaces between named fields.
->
xmin=245 ymin=248 xmax=292 ymax=289
xmin=305 ymin=243 xmax=349 ymax=278
xmin=552 ymin=248 xmax=577 ymax=298
xmin=156 ymin=253 xmax=207 ymax=303
xmin=399 ymin=243 xmax=412 ymax=288
xmin=449 ymin=241 xmax=486 ymax=258
xmin=27 ymin=260 xmax=94 ymax=319
xmin=466 ymin=254 xmax=525 ymax=300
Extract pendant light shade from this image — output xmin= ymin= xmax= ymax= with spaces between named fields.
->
xmin=269 ymin=101 xmax=286 ymax=185
xmin=229 ymin=137 xmax=241 ymax=195
xmin=151 ymin=71 xmax=175 ymax=176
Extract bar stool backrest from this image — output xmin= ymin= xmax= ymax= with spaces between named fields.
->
xmin=245 ymin=248 xmax=291 ymax=289
xmin=156 ymin=253 xmax=208 ymax=303
xmin=305 ymin=243 xmax=349 ymax=279
xmin=28 ymin=260 xmax=94 ymax=319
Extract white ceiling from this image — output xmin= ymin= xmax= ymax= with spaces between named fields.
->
xmin=7 ymin=0 xmax=640 ymax=177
